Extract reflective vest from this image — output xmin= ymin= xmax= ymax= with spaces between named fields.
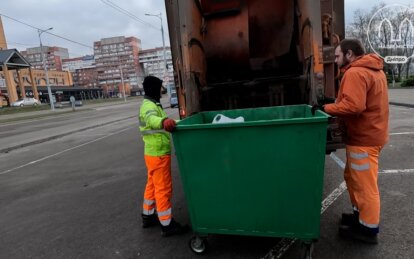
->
xmin=139 ymin=98 xmax=171 ymax=156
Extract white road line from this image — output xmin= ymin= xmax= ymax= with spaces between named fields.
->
xmin=0 ymin=112 xmax=83 ymax=127
xmin=0 ymin=109 xmax=176 ymax=176
xmin=389 ymin=132 xmax=414 ymax=136
xmin=329 ymin=153 xmax=346 ymax=169
xmin=75 ymin=134 xmax=109 ymax=137
xmin=380 ymin=169 xmax=414 ymax=174
xmin=265 ymin=180 xmax=349 ymax=259
xmin=265 ymin=151 xmax=414 ymax=258
xmin=0 ymin=126 xmax=135 ymax=176
xmin=263 ymin=154 xmax=348 ymax=259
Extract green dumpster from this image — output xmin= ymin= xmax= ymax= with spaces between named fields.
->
xmin=172 ymin=105 xmax=329 ymax=254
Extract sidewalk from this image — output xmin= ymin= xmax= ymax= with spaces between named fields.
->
xmin=1 ymin=89 xmax=412 ymax=124
xmin=0 ymin=98 xmax=141 ymax=124
xmin=388 ymin=88 xmax=414 ymax=108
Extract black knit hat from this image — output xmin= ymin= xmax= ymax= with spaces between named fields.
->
xmin=143 ymin=76 xmax=163 ymax=100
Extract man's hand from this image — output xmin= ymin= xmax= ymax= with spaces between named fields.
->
xmin=162 ymin=118 xmax=177 ymax=132
xmin=311 ymin=104 xmax=325 ymax=115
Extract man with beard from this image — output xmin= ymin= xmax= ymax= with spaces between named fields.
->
xmin=139 ymin=76 xmax=189 ymax=237
xmin=316 ymin=39 xmax=389 ymax=244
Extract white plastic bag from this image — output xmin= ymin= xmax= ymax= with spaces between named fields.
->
xmin=212 ymin=114 xmax=245 ymax=124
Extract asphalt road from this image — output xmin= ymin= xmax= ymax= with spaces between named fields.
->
xmin=0 ymin=98 xmax=413 ymax=258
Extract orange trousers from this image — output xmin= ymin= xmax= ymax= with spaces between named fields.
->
xmin=142 ymin=155 xmax=172 ymax=226
xmin=344 ymin=145 xmax=383 ymax=230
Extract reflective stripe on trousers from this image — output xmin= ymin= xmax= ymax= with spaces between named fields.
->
xmin=344 ymin=145 xmax=383 ymax=229
xmin=142 ymin=154 xmax=173 ymax=226
xmin=158 ymin=208 xmax=172 ymax=226
xmin=142 ymin=199 xmax=155 ymax=215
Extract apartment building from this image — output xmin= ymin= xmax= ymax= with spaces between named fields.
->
xmin=139 ymin=47 xmax=173 ymax=85
xmin=72 ymin=67 xmax=99 ymax=88
xmin=22 ymin=46 xmax=69 ymax=71
xmin=94 ymin=36 xmax=143 ymax=89
xmin=62 ymin=55 xmax=95 ymax=72
xmin=62 ymin=55 xmax=98 ymax=88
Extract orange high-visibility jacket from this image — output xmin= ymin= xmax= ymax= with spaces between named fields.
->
xmin=324 ymin=54 xmax=389 ymax=146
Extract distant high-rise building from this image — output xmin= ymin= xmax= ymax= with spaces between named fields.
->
xmin=22 ymin=46 xmax=69 ymax=71
xmin=62 ymin=55 xmax=98 ymax=88
xmin=139 ymin=47 xmax=173 ymax=86
xmin=62 ymin=55 xmax=95 ymax=72
xmin=94 ymin=36 xmax=143 ymax=89
xmin=73 ymin=66 xmax=99 ymax=88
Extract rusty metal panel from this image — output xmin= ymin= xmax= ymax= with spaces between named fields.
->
xmin=333 ymin=0 xmax=345 ymax=40
xmin=200 ymin=0 xmax=241 ymax=15
xmin=165 ymin=0 xmax=182 ymax=69
xmin=323 ymin=46 xmax=335 ymax=63
xmin=203 ymin=2 xmax=250 ymax=81
xmin=247 ymin=0 xmax=294 ymax=59
xmin=320 ymin=0 xmax=344 ymax=43
xmin=165 ymin=0 xmax=205 ymax=116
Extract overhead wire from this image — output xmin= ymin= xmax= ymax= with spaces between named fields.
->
xmin=1 ymin=3 xmax=168 ymax=55
xmin=100 ymin=0 xmax=160 ymax=31
xmin=0 ymin=13 xmax=93 ymax=50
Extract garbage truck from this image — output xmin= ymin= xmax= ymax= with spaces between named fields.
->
xmin=165 ymin=0 xmax=345 ymax=152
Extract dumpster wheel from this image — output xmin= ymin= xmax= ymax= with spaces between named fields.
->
xmin=189 ymin=236 xmax=208 ymax=254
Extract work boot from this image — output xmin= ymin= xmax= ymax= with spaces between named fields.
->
xmin=340 ymin=212 xmax=359 ymax=226
xmin=142 ymin=214 xmax=159 ymax=228
xmin=161 ymin=219 xmax=190 ymax=237
xmin=338 ymin=224 xmax=378 ymax=244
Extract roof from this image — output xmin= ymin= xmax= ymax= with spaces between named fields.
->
xmin=0 ymin=49 xmax=31 ymax=70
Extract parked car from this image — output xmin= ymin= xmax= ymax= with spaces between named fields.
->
xmin=170 ymin=92 xmax=178 ymax=108
xmin=11 ymin=97 xmax=41 ymax=107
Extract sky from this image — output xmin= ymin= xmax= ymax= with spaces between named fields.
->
xmin=1 ymin=0 xmax=413 ymax=58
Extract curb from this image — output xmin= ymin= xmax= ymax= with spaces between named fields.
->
xmin=0 ymin=99 xmax=141 ymax=124
xmin=389 ymin=102 xmax=414 ymax=109
xmin=0 ymin=109 xmax=92 ymax=124
xmin=0 ymin=115 xmax=136 ymax=154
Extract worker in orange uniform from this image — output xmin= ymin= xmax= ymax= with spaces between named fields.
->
xmin=139 ymin=75 xmax=189 ymax=237
xmin=314 ymin=39 xmax=389 ymax=244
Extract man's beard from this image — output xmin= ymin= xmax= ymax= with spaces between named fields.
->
xmin=340 ymin=56 xmax=350 ymax=68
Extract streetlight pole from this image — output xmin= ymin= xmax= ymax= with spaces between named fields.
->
xmin=145 ymin=12 xmax=167 ymax=85
xmin=38 ymin=27 xmax=54 ymax=110
xmin=119 ymin=65 xmax=127 ymax=102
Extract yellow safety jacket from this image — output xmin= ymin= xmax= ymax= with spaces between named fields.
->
xmin=139 ymin=97 xmax=171 ymax=156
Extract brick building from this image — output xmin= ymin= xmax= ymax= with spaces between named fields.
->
xmin=22 ymin=46 xmax=69 ymax=71
xmin=94 ymin=36 xmax=143 ymax=89
xmin=62 ymin=55 xmax=98 ymax=88
xmin=72 ymin=66 xmax=98 ymax=88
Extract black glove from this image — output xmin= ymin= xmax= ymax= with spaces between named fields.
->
xmin=321 ymin=96 xmax=336 ymax=104
xmin=311 ymin=104 xmax=325 ymax=115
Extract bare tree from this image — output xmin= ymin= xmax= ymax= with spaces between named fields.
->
xmin=347 ymin=3 xmax=414 ymax=83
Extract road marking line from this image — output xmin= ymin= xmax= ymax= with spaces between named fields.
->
xmin=263 ymin=180 xmax=348 ymax=259
xmin=76 ymin=134 xmax=109 ymax=137
xmin=390 ymin=132 xmax=414 ymax=135
xmin=380 ymin=169 xmax=414 ymax=174
xmin=264 ymin=152 xmax=413 ymax=258
xmin=263 ymin=153 xmax=347 ymax=258
xmin=0 ymin=112 xmax=87 ymax=127
xmin=0 ymin=126 xmax=135 ymax=176
xmin=330 ymin=153 xmax=346 ymax=169
xmin=0 ymin=116 xmax=138 ymax=154
xmin=0 ymin=109 xmax=176 ymax=175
